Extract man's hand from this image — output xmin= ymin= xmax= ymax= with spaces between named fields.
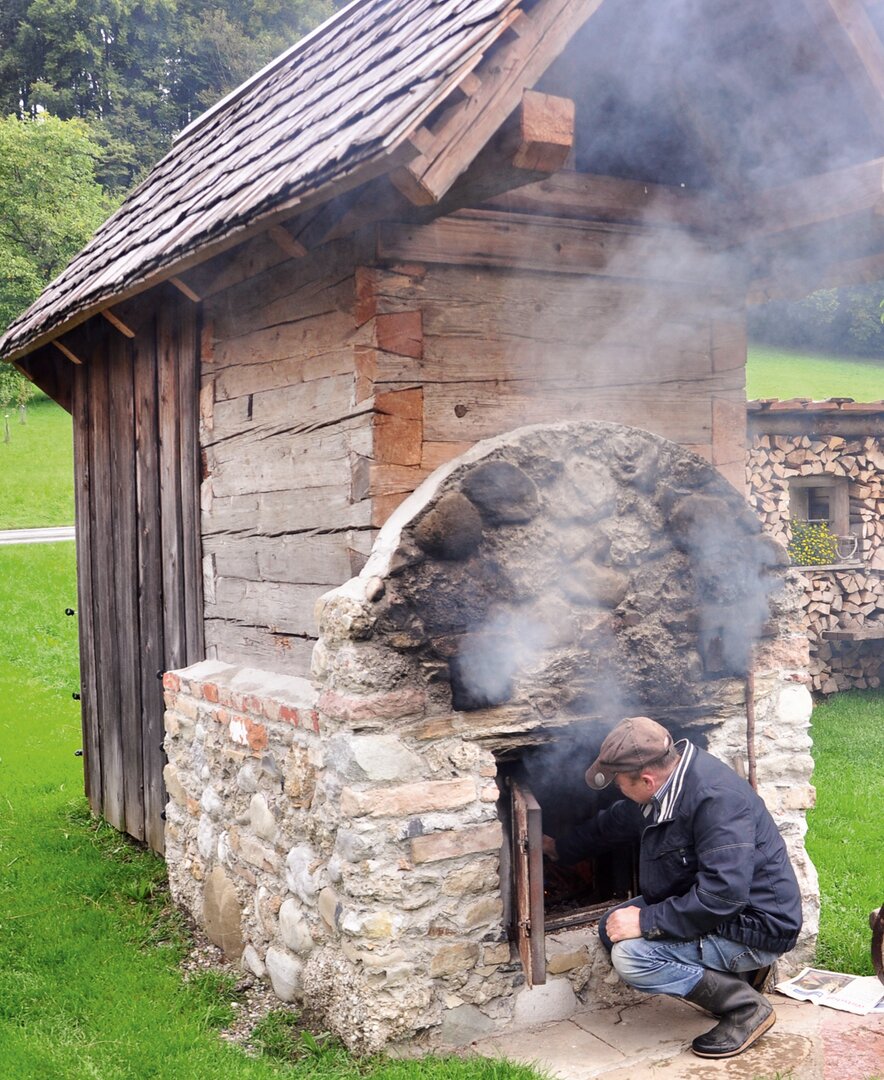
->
xmin=604 ymin=905 xmax=643 ymax=942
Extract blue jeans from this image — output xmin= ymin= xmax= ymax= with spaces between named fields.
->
xmin=599 ymin=897 xmax=781 ymax=998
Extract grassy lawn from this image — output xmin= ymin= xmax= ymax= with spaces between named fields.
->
xmin=0 ymin=395 xmax=74 ymax=528
xmin=806 ymin=690 xmax=884 ymax=976
xmin=0 ymin=544 xmax=541 ymax=1079
xmin=0 ymin=354 xmax=880 ymax=1076
xmin=747 ymin=345 xmax=884 ymax=401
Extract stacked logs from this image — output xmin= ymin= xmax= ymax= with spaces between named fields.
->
xmin=747 ymin=433 xmax=884 ymax=695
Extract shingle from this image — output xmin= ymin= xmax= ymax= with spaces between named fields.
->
xmin=0 ymin=0 xmax=519 ymax=360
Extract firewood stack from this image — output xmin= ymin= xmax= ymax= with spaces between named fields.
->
xmin=747 ymin=432 xmax=884 ymax=694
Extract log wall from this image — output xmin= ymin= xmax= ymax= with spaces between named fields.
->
xmin=200 ymin=241 xmax=375 ymax=673
xmin=199 ymin=218 xmax=749 ymax=677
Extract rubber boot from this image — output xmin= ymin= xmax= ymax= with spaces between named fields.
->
xmin=683 ymin=969 xmax=775 ymax=1058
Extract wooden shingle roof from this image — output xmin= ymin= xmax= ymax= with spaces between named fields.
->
xmin=0 ymin=0 xmax=531 ymax=361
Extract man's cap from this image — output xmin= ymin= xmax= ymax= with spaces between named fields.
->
xmin=585 ymin=716 xmax=673 ymax=790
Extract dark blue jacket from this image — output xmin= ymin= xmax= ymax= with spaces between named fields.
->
xmin=555 ymin=742 xmax=803 ymax=954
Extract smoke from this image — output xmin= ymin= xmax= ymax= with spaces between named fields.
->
xmin=449 ymin=608 xmax=553 ymax=710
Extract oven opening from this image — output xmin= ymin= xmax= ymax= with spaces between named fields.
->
xmin=497 ymin=742 xmax=640 ymax=948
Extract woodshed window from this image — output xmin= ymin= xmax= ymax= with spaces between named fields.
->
xmin=788 ymin=476 xmax=857 ymax=563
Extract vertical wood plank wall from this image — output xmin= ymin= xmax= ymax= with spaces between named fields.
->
xmin=72 ymin=291 xmax=203 ymax=852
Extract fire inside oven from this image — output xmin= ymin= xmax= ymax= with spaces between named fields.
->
xmin=497 ymin=742 xmax=640 ymax=982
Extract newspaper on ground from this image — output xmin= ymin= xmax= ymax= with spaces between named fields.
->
xmin=775 ymin=967 xmax=884 ymax=1015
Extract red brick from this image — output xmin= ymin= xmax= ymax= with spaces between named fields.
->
xmin=162 ymin=672 xmax=181 ymax=692
xmin=311 ymin=710 xmax=320 ymax=734
xmin=246 ymin=718 xmax=268 ymax=753
xmin=279 ymin=705 xmax=301 ymax=725
xmin=242 ymin=694 xmax=263 ymax=716
xmin=202 ymin=682 xmax=220 ymax=703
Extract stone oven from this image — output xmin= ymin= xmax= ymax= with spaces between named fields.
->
xmin=163 ymin=420 xmax=818 ymax=1051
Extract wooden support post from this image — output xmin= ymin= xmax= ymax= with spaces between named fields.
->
xmin=800 ymin=0 xmax=884 ymax=141
xmin=102 ymin=308 xmax=136 ymax=339
xmin=169 ymin=275 xmax=201 ymax=302
xmin=267 ymin=224 xmax=309 ymax=260
xmin=54 ymin=339 xmax=83 ymax=365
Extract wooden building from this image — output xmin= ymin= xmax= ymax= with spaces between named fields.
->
xmin=4 ymin=0 xmax=884 ymax=851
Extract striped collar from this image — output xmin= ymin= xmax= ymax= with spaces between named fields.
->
xmin=642 ymin=739 xmax=695 ymax=822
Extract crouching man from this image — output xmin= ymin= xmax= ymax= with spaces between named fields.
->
xmin=543 ymin=716 xmax=802 ymax=1059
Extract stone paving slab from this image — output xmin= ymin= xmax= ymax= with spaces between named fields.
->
xmin=477 ymin=1018 xmax=627 ymax=1078
xmin=821 ymin=1008 xmax=884 ymax=1080
xmin=570 ymin=996 xmax=711 ymax=1058
xmin=470 ymin=993 xmax=840 ymax=1080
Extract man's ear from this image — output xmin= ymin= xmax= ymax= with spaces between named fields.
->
xmin=639 ymin=772 xmax=656 ymax=792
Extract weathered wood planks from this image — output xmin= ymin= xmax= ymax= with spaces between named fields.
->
xmin=202 ymin=258 xmax=375 ymax=670
xmin=71 ymin=304 xmax=202 ymax=852
xmin=71 ymin=348 xmax=102 ymax=817
xmin=133 ymin=310 xmax=167 ymax=854
xmin=109 ymin=328 xmax=144 ymax=840
xmin=88 ymin=343 xmax=126 ymax=833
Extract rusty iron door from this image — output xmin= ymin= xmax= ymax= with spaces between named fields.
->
xmin=510 ymin=779 xmax=546 ymax=986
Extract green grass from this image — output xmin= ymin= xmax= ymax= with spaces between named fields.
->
xmin=0 ymin=394 xmax=74 ymax=528
xmin=747 ymin=344 xmax=884 ymax=401
xmin=0 ymin=545 xmax=541 ymax=1080
xmin=806 ymin=690 xmax=884 ymax=976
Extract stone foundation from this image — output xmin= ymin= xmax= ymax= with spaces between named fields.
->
xmin=165 ymin=421 xmax=818 ymax=1050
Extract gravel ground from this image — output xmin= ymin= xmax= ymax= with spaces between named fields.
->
xmin=180 ymin=928 xmax=296 ymax=1053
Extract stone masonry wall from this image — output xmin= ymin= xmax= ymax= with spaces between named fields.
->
xmin=164 ymin=653 xmax=818 ymax=1051
xmin=747 ymin=429 xmax=884 ymax=693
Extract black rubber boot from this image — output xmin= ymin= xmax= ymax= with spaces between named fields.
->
xmin=683 ymin=969 xmax=776 ymax=1058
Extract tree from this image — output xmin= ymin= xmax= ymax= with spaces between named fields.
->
xmin=0 ymin=113 xmax=114 ymax=401
xmin=0 ymin=0 xmax=340 ymax=187
xmin=749 ymin=282 xmax=884 ymax=357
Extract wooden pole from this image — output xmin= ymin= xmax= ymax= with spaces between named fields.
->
xmin=745 ymin=668 xmax=758 ymax=791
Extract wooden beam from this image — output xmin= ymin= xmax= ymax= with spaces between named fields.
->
xmin=748 ymin=249 xmax=884 ymax=303
xmin=510 ymin=89 xmax=574 ymax=172
xmin=374 ymin=210 xmax=738 ymax=287
xmin=267 ymin=224 xmax=308 ymax=260
xmin=323 ymin=102 xmax=577 ymax=248
xmin=54 ymin=339 xmax=83 ymax=365
xmin=169 ymin=275 xmax=201 ymax=302
xmin=800 ymin=0 xmax=884 ymax=141
xmin=484 ymin=171 xmax=724 ymax=232
xmin=101 ymin=308 xmax=135 ymax=338
xmin=392 ymin=0 xmax=607 ymax=205
xmin=738 ymin=157 xmax=884 ymax=242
